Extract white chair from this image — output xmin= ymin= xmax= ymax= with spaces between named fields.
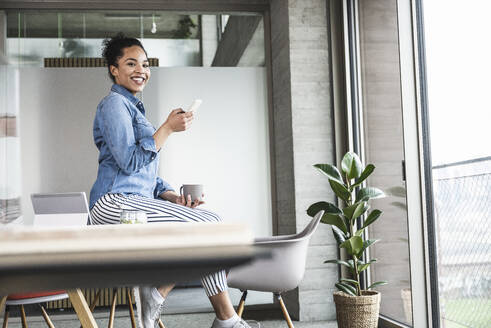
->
xmin=3 ymin=192 xmax=91 ymax=328
xmin=227 ymin=210 xmax=324 ymax=328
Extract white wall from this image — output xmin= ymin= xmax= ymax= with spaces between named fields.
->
xmin=17 ymin=67 xmax=272 ymax=237
xmin=145 ymin=67 xmax=271 ymax=236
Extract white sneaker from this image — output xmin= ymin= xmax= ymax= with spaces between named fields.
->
xmin=133 ymin=286 xmax=165 ymax=328
xmin=211 ymin=318 xmax=261 ymax=328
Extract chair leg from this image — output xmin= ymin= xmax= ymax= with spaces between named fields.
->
xmin=2 ymin=305 xmax=9 ymax=328
xmin=236 ymin=290 xmax=248 ymax=318
xmin=39 ymin=305 xmax=55 ymax=328
xmin=89 ymin=290 xmax=102 ymax=312
xmin=158 ymin=319 xmax=166 ymax=328
xmin=67 ymin=289 xmax=98 ymax=328
xmin=20 ymin=305 xmax=28 ymax=328
xmin=79 ymin=289 xmax=101 ymax=328
xmin=276 ymin=293 xmax=294 ymax=328
xmin=126 ymin=288 xmax=136 ymax=328
xmin=108 ymin=289 xmax=118 ymax=328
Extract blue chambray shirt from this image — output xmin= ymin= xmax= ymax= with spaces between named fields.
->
xmin=89 ymin=84 xmax=173 ymax=209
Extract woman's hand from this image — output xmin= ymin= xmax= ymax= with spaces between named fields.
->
xmin=153 ymin=109 xmax=193 ymax=150
xmin=176 ymin=193 xmax=205 ymax=208
xmin=163 ymin=108 xmax=193 ymax=133
xmin=160 ymin=191 xmax=204 ymax=208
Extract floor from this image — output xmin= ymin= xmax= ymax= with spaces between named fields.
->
xmin=1 ymin=288 xmax=338 ymax=328
xmin=1 ymin=309 xmax=338 ymax=328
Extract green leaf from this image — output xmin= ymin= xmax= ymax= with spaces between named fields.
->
xmin=368 ymin=281 xmax=388 ymax=289
xmin=341 ymin=152 xmax=363 ymax=180
xmin=329 ymin=179 xmax=351 ymax=203
xmin=342 ymin=202 xmax=358 ymax=219
xmin=324 ymin=259 xmax=351 ymax=269
xmin=346 ymin=260 xmax=356 ymax=274
xmin=356 ymin=187 xmax=385 ymax=202
xmin=340 ymin=236 xmax=363 ymax=255
xmin=335 ymin=282 xmax=356 ymax=296
xmin=320 ymin=213 xmax=348 ymax=234
xmin=313 ymin=164 xmax=343 ymax=183
xmin=357 ymin=239 xmax=379 ymax=258
xmin=386 ymin=186 xmax=406 ymax=198
xmin=343 ymin=202 xmax=369 ymax=221
xmin=307 ymin=201 xmax=342 ymax=217
xmin=354 ymin=229 xmax=364 ymax=236
xmin=361 ymin=209 xmax=383 ymax=229
xmin=352 ymin=202 xmax=369 ymax=221
xmin=391 ymin=201 xmax=406 ymax=209
xmin=358 ymin=259 xmax=377 ymax=272
xmin=340 ymin=278 xmax=359 ymax=286
xmin=331 ymin=226 xmax=347 ymax=244
xmin=352 ymin=164 xmax=375 ymax=188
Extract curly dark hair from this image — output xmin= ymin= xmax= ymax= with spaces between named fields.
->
xmin=101 ymin=33 xmax=148 ymax=83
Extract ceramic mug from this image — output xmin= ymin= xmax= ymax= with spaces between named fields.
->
xmin=180 ymin=184 xmax=203 ymax=203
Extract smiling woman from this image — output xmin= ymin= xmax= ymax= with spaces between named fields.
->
xmin=103 ymin=35 xmax=150 ymax=95
xmin=88 ymin=33 xmax=260 ymax=328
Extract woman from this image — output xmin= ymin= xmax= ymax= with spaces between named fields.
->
xmin=89 ymin=34 xmax=258 ymax=328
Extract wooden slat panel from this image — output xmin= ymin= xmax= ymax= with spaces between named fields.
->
xmin=0 ymin=116 xmax=17 ymax=137
xmin=44 ymin=58 xmax=159 ymax=68
xmin=47 ymin=287 xmax=134 ymax=309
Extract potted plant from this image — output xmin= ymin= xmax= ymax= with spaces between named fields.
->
xmin=307 ymin=152 xmax=387 ymax=328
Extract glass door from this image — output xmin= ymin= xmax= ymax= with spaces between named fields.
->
xmin=422 ymin=1 xmax=491 ymax=327
xmin=358 ymin=1 xmax=412 ymax=325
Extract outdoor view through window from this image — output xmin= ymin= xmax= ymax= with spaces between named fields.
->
xmin=424 ymin=1 xmax=491 ymax=327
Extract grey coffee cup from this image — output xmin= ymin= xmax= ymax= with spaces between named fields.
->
xmin=180 ymin=184 xmax=203 ymax=202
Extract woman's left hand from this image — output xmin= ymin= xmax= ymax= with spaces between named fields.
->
xmin=176 ymin=193 xmax=205 ymax=208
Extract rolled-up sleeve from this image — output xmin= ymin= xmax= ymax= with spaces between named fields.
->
xmin=99 ymin=96 xmax=158 ymax=175
xmin=154 ymin=176 xmax=174 ymax=198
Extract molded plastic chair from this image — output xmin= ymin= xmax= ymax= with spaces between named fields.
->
xmin=227 ymin=210 xmax=324 ymax=328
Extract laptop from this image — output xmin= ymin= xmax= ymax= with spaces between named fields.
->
xmin=31 ymin=192 xmax=90 ymax=227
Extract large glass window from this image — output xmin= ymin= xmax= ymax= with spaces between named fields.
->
xmin=423 ymin=1 xmax=491 ymax=327
xmin=358 ymin=1 xmax=412 ymax=325
xmin=0 ymin=8 xmax=269 ymax=314
xmin=6 ymin=11 xmax=201 ymax=66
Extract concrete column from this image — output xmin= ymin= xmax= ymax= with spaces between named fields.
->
xmin=201 ymin=15 xmax=218 ymax=67
xmin=269 ymin=0 xmax=338 ymax=321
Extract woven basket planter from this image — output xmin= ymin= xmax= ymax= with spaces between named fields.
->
xmin=333 ymin=290 xmax=381 ymax=328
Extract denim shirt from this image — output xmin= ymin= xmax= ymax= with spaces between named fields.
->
xmin=89 ymin=84 xmax=173 ymax=209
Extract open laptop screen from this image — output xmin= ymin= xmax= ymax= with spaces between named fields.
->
xmin=31 ymin=192 xmax=89 ymax=227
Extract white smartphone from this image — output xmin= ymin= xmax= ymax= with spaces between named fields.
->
xmin=188 ymin=99 xmax=202 ymax=112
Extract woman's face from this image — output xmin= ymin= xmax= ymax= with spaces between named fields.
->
xmin=110 ymin=45 xmax=150 ymax=95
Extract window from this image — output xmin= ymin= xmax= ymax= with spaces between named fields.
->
xmin=0 ymin=8 xmax=270 ymax=312
xmin=423 ymin=1 xmax=491 ymax=327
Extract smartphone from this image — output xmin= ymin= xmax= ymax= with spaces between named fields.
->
xmin=188 ymin=99 xmax=202 ymax=112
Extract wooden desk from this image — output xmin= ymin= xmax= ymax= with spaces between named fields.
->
xmin=0 ymin=223 xmax=256 ymax=327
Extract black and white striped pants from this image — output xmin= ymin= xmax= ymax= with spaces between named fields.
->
xmin=89 ymin=193 xmax=228 ymax=297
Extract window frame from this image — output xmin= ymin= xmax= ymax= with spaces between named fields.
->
xmin=330 ymin=0 xmax=439 ymax=326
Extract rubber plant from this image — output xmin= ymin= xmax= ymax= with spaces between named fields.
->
xmin=307 ymin=151 xmax=388 ymax=296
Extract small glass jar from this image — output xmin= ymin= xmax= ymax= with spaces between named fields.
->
xmin=120 ymin=210 xmax=147 ymax=224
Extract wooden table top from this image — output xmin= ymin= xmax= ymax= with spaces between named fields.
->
xmin=0 ymin=222 xmax=256 ymax=295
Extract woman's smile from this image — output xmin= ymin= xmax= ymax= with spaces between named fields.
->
xmin=110 ymin=45 xmax=150 ymax=95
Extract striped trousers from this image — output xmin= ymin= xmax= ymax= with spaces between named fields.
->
xmin=89 ymin=193 xmax=228 ymax=297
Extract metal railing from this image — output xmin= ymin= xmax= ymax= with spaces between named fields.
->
xmin=433 ymin=157 xmax=491 ymax=328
